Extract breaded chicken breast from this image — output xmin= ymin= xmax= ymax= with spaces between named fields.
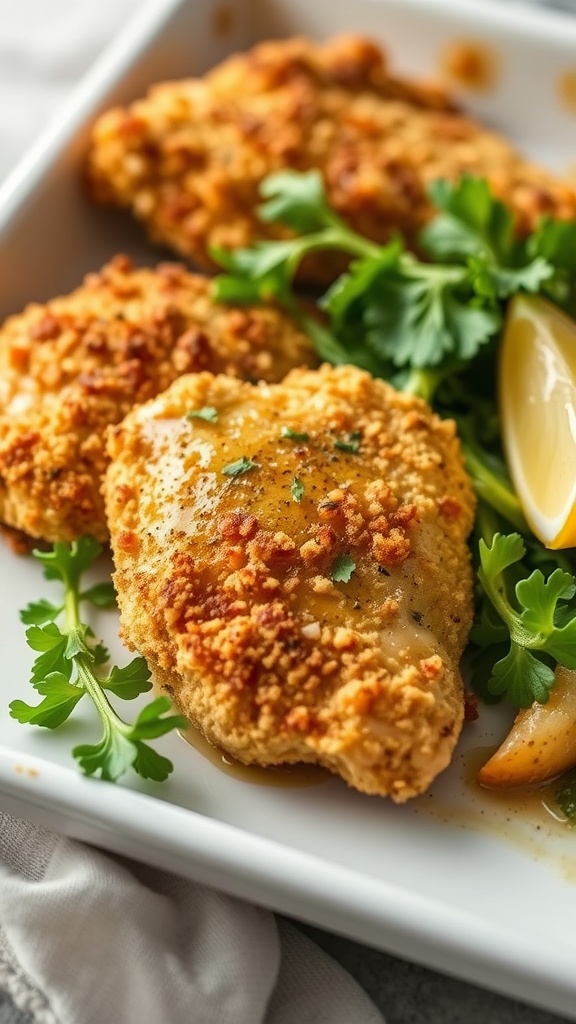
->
xmin=105 ymin=365 xmax=475 ymax=800
xmin=0 ymin=255 xmax=314 ymax=544
xmin=86 ymin=35 xmax=576 ymax=279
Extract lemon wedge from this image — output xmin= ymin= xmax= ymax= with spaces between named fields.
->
xmin=500 ymin=294 xmax=576 ymax=548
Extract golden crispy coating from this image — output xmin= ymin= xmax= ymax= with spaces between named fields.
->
xmin=86 ymin=35 xmax=576 ymax=278
xmin=0 ymin=255 xmax=314 ymax=543
xmin=105 ymin=365 xmax=475 ymax=800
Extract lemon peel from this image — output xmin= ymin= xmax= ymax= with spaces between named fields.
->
xmin=500 ymin=294 xmax=576 ymax=549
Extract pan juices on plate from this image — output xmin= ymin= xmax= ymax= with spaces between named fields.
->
xmin=105 ymin=364 xmax=475 ymax=800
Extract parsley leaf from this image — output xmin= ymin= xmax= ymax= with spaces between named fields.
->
xmin=280 ymin=427 xmax=309 ymax=442
xmin=333 ymin=431 xmax=361 ymax=453
xmin=474 ymin=533 xmax=576 ymax=707
xmin=555 ymin=770 xmax=576 ymax=823
xmin=258 ymin=169 xmax=339 ymax=233
xmin=420 ymin=176 xmax=516 ymax=264
xmin=291 ymin=477 xmax=304 ymax=503
xmin=80 ymin=581 xmax=117 ymax=609
xmin=209 ymin=167 xmax=576 ymax=722
xmin=20 ymin=598 xmax=62 ymax=625
xmin=186 ymin=406 xmax=219 ymax=423
xmin=222 ymin=457 xmax=259 ymax=477
xmin=331 ymin=553 xmax=356 ymax=583
xmin=10 ymin=673 xmax=84 ymax=729
xmin=10 ymin=539 xmax=187 ymax=783
xmin=212 ymin=170 xmax=576 ymax=384
xmin=101 ymin=658 xmax=152 ymax=699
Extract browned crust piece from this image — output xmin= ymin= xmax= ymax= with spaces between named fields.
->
xmin=0 ymin=255 xmax=314 ymax=543
xmin=105 ymin=364 xmax=476 ymax=800
xmin=86 ymin=35 xmax=576 ymax=279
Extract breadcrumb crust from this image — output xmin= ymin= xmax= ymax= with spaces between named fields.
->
xmin=0 ymin=255 xmax=314 ymax=542
xmin=105 ymin=364 xmax=476 ymax=800
xmin=86 ymin=35 xmax=576 ymax=279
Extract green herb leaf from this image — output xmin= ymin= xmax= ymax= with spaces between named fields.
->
xmin=528 ymin=218 xmax=576 ymax=273
xmin=73 ymin=731 xmax=137 ymax=782
xmin=34 ymin=537 xmax=102 ymax=588
xmin=487 ymin=645 xmax=556 ymax=707
xmin=421 ymin=176 xmax=515 ymax=264
xmin=131 ymin=742 xmax=175 ymax=783
xmin=222 ymin=457 xmax=259 ymax=477
xmin=20 ymin=599 xmax=62 ymax=625
xmin=555 ymin=770 xmax=576 ymax=822
xmin=258 ymin=169 xmax=339 ymax=233
xmin=101 ymin=657 xmax=152 ymax=700
xmin=291 ymin=477 xmax=304 ymax=503
xmin=129 ymin=696 xmax=188 ymax=740
xmin=467 ymin=253 xmax=552 ymax=300
xmin=80 ymin=581 xmax=117 ymax=609
xmin=9 ymin=673 xmax=84 ymax=729
xmin=280 ymin=427 xmax=309 ymax=442
xmin=331 ymin=553 xmax=356 ymax=583
xmin=13 ymin=539 xmax=184 ymax=785
xmin=185 ymin=406 xmax=219 ymax=423
xmin=333 ymin=431 xmax=361 ymax=454
xmin=473 ymin=533 xmax=576 ymax=706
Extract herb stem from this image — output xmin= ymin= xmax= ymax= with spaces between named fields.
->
xmin=459 ymin=436 xmax=529 ymax=534
xmin=64 ymin=569 xmax=127 ymax=733
xmin=401 ymin=366 xmax=445 ymax=403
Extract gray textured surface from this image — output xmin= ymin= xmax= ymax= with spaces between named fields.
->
xmin=0 ymin=993 xmax=33 ymax=1024
xmin=298 ymin=924 xmax=573 ymax=1024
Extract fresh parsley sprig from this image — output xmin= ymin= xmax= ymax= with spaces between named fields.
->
xmin=470 ymin=532 xmax=576 ymax=707
xmin=211 ymin=170 xmax=576 ymax=383
xmin=10 ymin=538 xmax=187 ymax=782
xmin=211 ymin=167 xmax=576 ymax=719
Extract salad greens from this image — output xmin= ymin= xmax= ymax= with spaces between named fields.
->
xmin=211 ymin=169 xmax=576 ymax=722
xmin=10 ymin=538 xmax=187 ymax=782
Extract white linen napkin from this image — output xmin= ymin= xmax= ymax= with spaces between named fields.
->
xmin=0 ymin=812 xmax=384 ymax=1024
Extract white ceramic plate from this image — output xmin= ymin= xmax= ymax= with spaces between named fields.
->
xmin=2 ymin=0 xmax=576 ymax=1016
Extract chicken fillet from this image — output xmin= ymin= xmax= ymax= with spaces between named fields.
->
xmin=86 ymin=35 xmax=576 ymax=279
xmin=105 ymin=365 xmax=475 ymax=800
xmin=0 ymin=255 xmax=313 ymax=543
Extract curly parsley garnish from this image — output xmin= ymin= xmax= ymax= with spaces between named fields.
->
xmin=10 ymin=538 xmax=187 ymax=782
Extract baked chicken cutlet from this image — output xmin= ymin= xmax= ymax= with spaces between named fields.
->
xmin=105 ymin=365 xmax=475 ymax=800
xmin=0 ymin=256 xmax=314 ymax=544
xmin=86 ymin=35 xmax=576 ymax=278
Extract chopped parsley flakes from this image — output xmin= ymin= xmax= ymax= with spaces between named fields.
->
xmin=185 ymin=406 xmax=219 ymax=423
xmin=333 ymin=431 xmax=361 ymax=454
xmin=291 ymin=477 xmax=304 ymax=502
xmin=331 ymin=553 xmax=356 ymax=583
xmin=280 ymin=427 xmax=310 ymax=442
xmin=222 ymin=456 xmax=259 ymax=477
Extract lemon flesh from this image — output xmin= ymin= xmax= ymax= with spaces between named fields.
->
xmin=500 ymin=294 xmax=576 ymax=549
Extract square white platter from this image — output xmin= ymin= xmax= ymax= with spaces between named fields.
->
xmin=1 ymin=0 xmax=576 ymax=1016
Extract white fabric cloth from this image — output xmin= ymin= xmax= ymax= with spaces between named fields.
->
xmin=0 ymin=3 xmax=385 ymax=1023
xmin=0 ymin=814 xmax=384 ymax=1024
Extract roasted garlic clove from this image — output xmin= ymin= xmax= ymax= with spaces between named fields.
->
xmin=479 ymin=667 xmax=576 ymax=788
